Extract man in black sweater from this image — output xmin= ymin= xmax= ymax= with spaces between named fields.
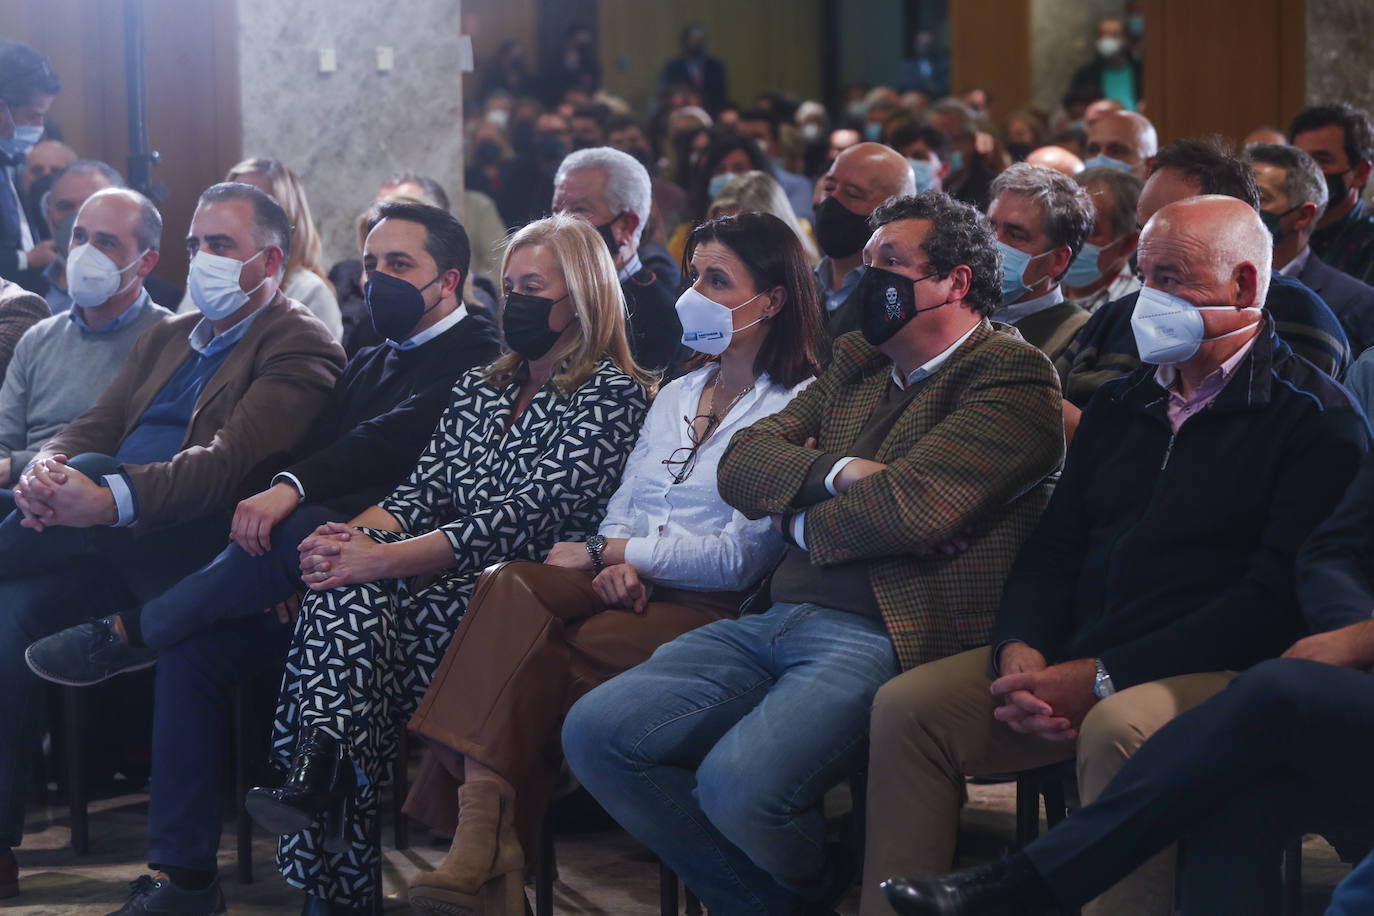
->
xmin=1056 ymin=138 xmax=1351 ymax=440
xmin=859 ymin=195 xmax=1369 ymax=916
xmin=23 ymin=202 xmax=498 ymax=914
xmin=881 ymin=450 xmax=1374 ymax=916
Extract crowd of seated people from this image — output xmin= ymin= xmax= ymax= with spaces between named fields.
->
xmin=5 ymin=22 xmax=1374 ymax=916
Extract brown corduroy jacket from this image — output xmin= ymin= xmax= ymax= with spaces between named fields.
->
xmin=44 ymin=293 xmax=345 ymax=532
xmin=717 ymin=320 xmax=1065 ymax=672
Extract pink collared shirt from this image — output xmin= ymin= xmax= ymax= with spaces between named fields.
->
xmin=1154 ymin=329 xmax=1260 ymax=433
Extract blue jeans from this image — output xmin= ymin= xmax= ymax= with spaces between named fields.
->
xmin=0 ymin=454 xmax=229 ymax=847
xmin=563 ymin=602 xmax=899 ymax=916
xmin=139 ymin=503 xmax=340 ymax=650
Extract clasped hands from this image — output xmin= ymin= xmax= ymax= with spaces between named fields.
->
xmin=545 ymin=539 xmax=648 ymax=613
xmin=12 ymin=453 xmax=117 ymax=530
xmin=990 ymin=643 xmax=1098 ymax=742
xmin=297 ymin=521 xmax=391 ymax=591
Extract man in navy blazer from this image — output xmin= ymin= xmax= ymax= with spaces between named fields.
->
xmin=657 ymin=24 xmax=728 ymax=116
xmin=1247 ymin=142 xmax=1374 ymax=356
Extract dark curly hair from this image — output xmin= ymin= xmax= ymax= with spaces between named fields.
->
xmin=870 ymin=191 xmax=1003 ymax=317
xmin=1290 ymin=103 xmax=1374 ymax=172
xmin=1149 ymin=137 xmax=1260 ymax=211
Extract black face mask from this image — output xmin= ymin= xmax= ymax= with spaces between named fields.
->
xmin=856 ymin=265 xmax=947 ymax=345
xmin=366 ymin=270 xmax=443 ymax=343
xmin=1326 ymin=169 xmax=1352 ymax=210
xmin=502 ymin=291 xmax=574 ymax=359
xmin=535 ymin=134 xmax=569 ymax=162
xmin=1260 ymin=205 xmax=1301 ymax=245
xmin=1006 ymin=141 xmax=1032 ymax=162
xmin=814 ymin=195 xmax=874 ymax=260
xmin=595 ymin=213 xmax=622 ymax=260
xmin=475 ymin=139 xmax=504 ymax=166
xmin=626 ymin=146 xmax=655 ymax=169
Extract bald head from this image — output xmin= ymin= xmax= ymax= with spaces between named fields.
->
xmin=823 ymin=142 xmax=917 ymax=213
xmin=1085 ymin=111 xmax=1158 ymax=177
xmin=1026 ymin=144 xmax=1084 ymax=175
xmin=1140 ymin=195 xmax=1272 ymax=310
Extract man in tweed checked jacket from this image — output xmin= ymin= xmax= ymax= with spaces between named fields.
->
xmin=562 ymin=191 xmax=1065 ymax=916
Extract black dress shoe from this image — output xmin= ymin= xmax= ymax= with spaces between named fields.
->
xmin=880 ymin=857 xmax=1052 ymax=916
xmin=246 ymin=726 xmax=356 ymax=850
xmin=300 ymin=892 xmax=369 ymax=915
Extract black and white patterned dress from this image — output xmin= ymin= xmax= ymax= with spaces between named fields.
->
xmin=268 ymin=359 xmax=649 ymax=905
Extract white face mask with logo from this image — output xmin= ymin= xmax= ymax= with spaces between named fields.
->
xmin=1130 ymin=285 xmax=1259 ymax=365
xmin=675 ymin=286 xmax=767 ymax=356
xmin=65 ymin=243 xmax=147 ymax=309
xmin=187 ymin=247 xmax=269 ymax=320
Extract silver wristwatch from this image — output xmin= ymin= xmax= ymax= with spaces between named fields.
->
xmin=585 ymin=534 xmax=607 ymax=574
xmin=1093 ymin=658 xmax=1116 ymax=699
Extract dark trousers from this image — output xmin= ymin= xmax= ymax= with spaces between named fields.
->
xmin=0 ymin=454 xmax=229 ymax=847
xmin=144 ymin=502 xmax=344 ymax=873
xmin=1022 ymin=658 xmax=1374 ymax=915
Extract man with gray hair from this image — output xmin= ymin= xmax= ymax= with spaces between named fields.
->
xmin=38 ymin=159 xmax=181 ymax=314
xmin=1065 ymin=165 xmax=1143 ymax=313
xmin=987 ymin=162 xmax=1095 ymax=361
xmin=870 ymin=195 xmax=1368 ymax=916
xmin=0 ymin=187 xmax=171 ymax=491
xmin=554 ymin=145 xmax=683 ymax=371
xmin=0 ymin=181 xmax=345 ymax=898
xmin=1246 ymin=142 xmax=1374 ymax=356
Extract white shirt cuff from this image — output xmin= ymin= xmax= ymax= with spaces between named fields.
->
xmin=622 ymin=535 xmax=656 ymax=571
xmin=791 ymin=510 xmax=808 ymax=551
xmin=272 ymin=471 xmax=306 ymax=500
xmin=103 ymin=472 xmax=137 ymax=527
xmin=824 ymin=457 xmax=860 ymax=496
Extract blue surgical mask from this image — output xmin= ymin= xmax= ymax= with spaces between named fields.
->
xmin=708 ymin=172 xmax=737 ymax=199
xmin=908 ymin=158 xmax=936 ymax=192
xmin=996 ymin=240 xmax=1056 ymax=304
xmin=1083 ymin=153 xmax=1133 ymax=173
xmin=0 ymin=124 xmax=42 ymax=161
xmin=864 ymin=122 xmax=883 ymax=141
xmin=948 ymin=150 xmax=964 ymax=175
xmin=1063 ymin=242 xmax=1106 ymax=288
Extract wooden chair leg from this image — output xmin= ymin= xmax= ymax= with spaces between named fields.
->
xmin=392 ymin=724 xmax=409 ymax=851
xmin=659 ymin=861 xmax=679 ymax=916
xmin=536 ymin=819 xmax=556 ymax=916
xmin=233 ymin=684 xmax=254 ymax=884
xmin=65 ymin=686 xmax=88 ymax=855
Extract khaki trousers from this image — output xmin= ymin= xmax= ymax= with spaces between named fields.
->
xmin=858 ymin=647 xmax=1236 ymax=916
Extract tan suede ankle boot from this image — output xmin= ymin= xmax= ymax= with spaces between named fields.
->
xmin=409 ymin=781 xmax=526 ymax=916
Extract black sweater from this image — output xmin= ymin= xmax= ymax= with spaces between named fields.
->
xmin=283 ymin=310 xmax=501 ymax=514
xmin=1296 ymin=449 xmax=1374 ymax=633
xmin=996 ymin=321 xmax=1370 ymax=688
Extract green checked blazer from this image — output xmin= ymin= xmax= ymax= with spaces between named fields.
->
xmin=718 ymin=321 xmax=1065 ymax=672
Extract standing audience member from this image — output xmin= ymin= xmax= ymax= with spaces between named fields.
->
xmin=27 ymin=202 xmax=500 ymax=916
xmin=403 ymin=212 xmax=825 ymax=915
xmin=0 ymin=181 xmax=344 ymax=900
xmin=0 ymin=188 xmax=169 ymax=492
xmin=1064 ymin=165 xmax=1142 ymax=312
xmin=1082 ymin=110 xmax=1157 ymax=178
xmin=1056 ymin=138 xmax=1350 ymax=430
xmin=658 ymin=24 xmax=728 ymax=116
xmin=860 ymin=195 xmax=1368 ymax=916
xmin=565 ymin=191 xmax=1064 ymax=916
xmin=1071 ymin=21 xmax=1142 ymax=111
xmin=554 ymin=146 xmax=684 ymax=373
xmin=1247 ymin=142 xmax=1374 ymax=356
xmin=986 ymin=163 xmax=1095 ymax=361
xmin=246 ymin=214 xmax=652 ymax=914
xmin=1292 ymin=103 xmax=1374 ymax=285
xmin=813 ymin=142 xmax=916 ymax=336
xmin=0 ymin=41 xmax=60 ymax=291
xmin=880 ymin=449 xmax=1374 ymax=916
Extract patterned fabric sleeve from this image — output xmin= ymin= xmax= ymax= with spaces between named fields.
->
xmin=378 ymin=376 xmax=472 ymax=533
xmin=437 ymin=366 xmax=648 ymax=575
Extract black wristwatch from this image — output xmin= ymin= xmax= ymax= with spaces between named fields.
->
xmin=586 ymin=534 xmax=607 ymax=574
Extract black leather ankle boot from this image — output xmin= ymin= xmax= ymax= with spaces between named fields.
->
xmin=245 ymin=726 xmax=355 ymax=837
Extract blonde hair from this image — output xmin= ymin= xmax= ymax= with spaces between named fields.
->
xmin=226 ymin=157 xmax=330 ymax=286
xmin=708 ymin=170 xmax=821 ymax=265
xmin=486 ymin=213 xmax=656 ymax=397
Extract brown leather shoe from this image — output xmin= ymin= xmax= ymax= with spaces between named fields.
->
xmin=0 ymin=846 xmax=18 ymax=899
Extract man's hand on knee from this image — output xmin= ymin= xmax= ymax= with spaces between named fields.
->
xmin=990 ymin=657 xmax=1098 ymax=741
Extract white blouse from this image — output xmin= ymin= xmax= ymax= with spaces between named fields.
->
xmin=599 ymin=363 xmax=812 ymax=592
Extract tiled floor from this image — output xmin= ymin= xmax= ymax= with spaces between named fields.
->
xmin=6 ymin=781 xmax=1353 ymax=914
